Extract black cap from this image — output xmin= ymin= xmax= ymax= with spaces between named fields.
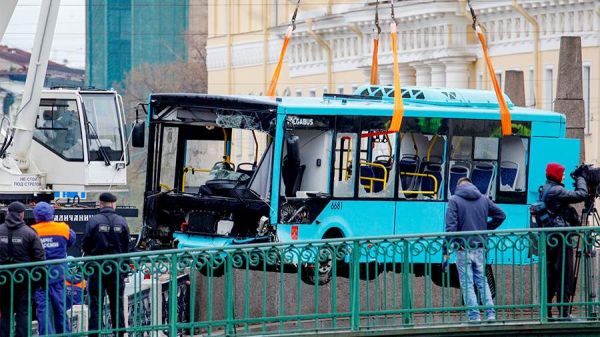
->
xmin=99 ymin=192 xmax=117 ymax=203
xmin=7 ymin=201 xmax=26 ymax=213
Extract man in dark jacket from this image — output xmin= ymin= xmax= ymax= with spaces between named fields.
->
xmin=445 ymin=177 xmax=506 ymax=322
xmin=541 ymin=162 xmax=588 ymax=319
xmin=82 ymin=193 xmax=130 ymax=337
xmin=0 ymin=202 xmax=46 ymax=337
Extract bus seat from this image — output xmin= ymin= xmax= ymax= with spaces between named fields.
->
xmin=282 ymin=159 xmax=305 ymax=197
xmin=375 ymin=155 xmax=394 ymax=171
xmin=236 ymin=162 xmax=256 ymax=179
xmin=449 ymin=165 xmax=469 ymax=196
xmin=370 ymin=164 xmax=387 ymax=193
xmin=500 ymin=161 xmax=519 ymax=190
xmin=420 ymin=164 xmax=442 ymax=198
xmin=471 ymin=163 xmax=495 ymax=195
xmin=399 ymin=155 xmax=419 ymax=190
xmin=360 ymin=165 xmax=375 ymax=192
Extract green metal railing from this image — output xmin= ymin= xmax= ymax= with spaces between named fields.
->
xmin=1 ymin=227 xmax=599 ymax=336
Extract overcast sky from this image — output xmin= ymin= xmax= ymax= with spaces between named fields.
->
xmin=1 ymin=0 xmax=85 ymax=69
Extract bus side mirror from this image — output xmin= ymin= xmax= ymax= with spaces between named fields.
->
xmin=132 ymin=103 xmax=147 ymax=148
xmin=132 ymin=121 xmax=145 ymax=148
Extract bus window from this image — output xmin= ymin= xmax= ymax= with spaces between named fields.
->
xmin=333 ymin=132 xmax=357 ymax=197
xmin=159 ymin=126 xmax=179 ymax=190
xmin=358 ymin=127 xmax=397 ymax=198
xmin=398 ymin=118 xmax=447 ymax=200
xmin=280 ymin=116 xmax=332 ymax=198
xmin=496 ymin=123 xmax=531 ymax=203
xmin=183 ymin=139 xmax=228 ymax=193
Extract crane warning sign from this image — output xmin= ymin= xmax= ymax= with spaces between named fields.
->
xmin=11 ymin=175 xmax=41 ymax=190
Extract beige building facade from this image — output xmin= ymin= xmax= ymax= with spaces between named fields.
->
xmin=207 ymin=0 xmax=600 ymax=163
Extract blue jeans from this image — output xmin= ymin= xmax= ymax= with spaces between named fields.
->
xmin=456 ymin=248 xmax=495 ymax=321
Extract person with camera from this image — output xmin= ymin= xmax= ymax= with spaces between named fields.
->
xmin=540 ymin=163 xmax=588 ymax=320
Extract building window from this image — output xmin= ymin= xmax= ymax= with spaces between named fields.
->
xmin=544 ymin=67 xmax=554 ymax=110
xmin=583 ymin=65 xmax=591 ymax=134
xmin=495 ymin=72 xmax=503 ymax=91
xmin=351 ymin=84 xmax=359 ymax=94
xmin=296 ymin=89 xmax=302 ymax=97
xmin=527 ymin=68 xmax=535 ymax=107
xmin=338 ymin=86 xmax=344 ymax=94
xmin=323 ymin=87 xmax=328 ymax=94
xmin=477 ymin=72 xmax=483 ymax=90
xmin=309 ymin=89 xmax=316 ymax=97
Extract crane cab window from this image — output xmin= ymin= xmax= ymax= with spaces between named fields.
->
xmin=81 ymin=94 xmax=124 ymax=161
xmin=33 ymin=98 xmax=83 ymax=161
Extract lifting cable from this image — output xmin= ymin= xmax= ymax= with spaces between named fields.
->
xmin=467 ymin=0 xmax=512 ymax=136
xmin=267 ymin=0 xmax=301 ymax=98
xmin=388 ymin=0 xmax=405 ymax=133
xmin=370 ymin=0 xmax=381 ymax=85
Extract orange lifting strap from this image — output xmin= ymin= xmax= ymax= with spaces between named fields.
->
xmin=468 ymin=0 xmax=512 ymax=136
xmin=388 ymin=1 xmax=405 ymax=133
xmin=370 ymin=1 xmax=381 ymax=85
xmin=267 ymin=1 xmax=300 ymax=98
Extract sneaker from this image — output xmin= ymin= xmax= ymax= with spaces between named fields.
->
xmin=485 ymin=315 xmax=496 ymax=322
xmin=467 ymin=318 xmax=482 ymax=324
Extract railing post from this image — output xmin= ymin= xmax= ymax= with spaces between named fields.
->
xmin=539 ymin=231 xmax=548 ymax=323
xmin=402 ymin=238 xmax=413 ymax=326
xmin=350 ymin=240 xmax=361 ymax=331
xmin=225 ymin=254 xmax=235 ymax=335
xmin=169 ymin=253 xmax=179 ymax=337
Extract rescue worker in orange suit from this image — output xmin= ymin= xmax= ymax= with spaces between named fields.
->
xmin=32 ymin=202 xmax=76 ymax=335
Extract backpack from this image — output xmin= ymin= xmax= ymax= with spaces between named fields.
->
xmin=530 ymin=185 xmax=556 ymax=228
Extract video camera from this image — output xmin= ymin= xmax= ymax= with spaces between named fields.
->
xmin=571 ymin=164 xmax=600 ymax=210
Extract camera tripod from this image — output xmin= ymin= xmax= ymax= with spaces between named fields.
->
xmin=570 ymin=200 xmax=600 ymax=317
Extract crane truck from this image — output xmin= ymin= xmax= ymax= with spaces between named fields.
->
xmin=0 ymin=0 xmax=138 ymax=255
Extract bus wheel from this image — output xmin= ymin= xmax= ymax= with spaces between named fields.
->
xmin=301 ymin=258 xmax=333 ymax=286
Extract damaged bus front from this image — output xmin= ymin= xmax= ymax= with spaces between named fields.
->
xmin=138 ymin=94 xmax=278 ymax=250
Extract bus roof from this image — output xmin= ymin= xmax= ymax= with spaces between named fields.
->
xmin=276 ymin=85 xmax=565 ymax=123
xmin=148 ymin=86 xmax=566 ymax=125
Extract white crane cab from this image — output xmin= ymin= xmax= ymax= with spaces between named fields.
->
xmin=1 ymin=88 xmax=129 ymax=202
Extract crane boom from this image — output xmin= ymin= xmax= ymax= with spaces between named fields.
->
xmin=0 ymin=0 xmax=18 ymax=42
xmin=6 ymin=0 xmax=61 ymax=171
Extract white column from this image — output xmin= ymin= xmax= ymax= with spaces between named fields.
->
xmin=442 ymin=57 xmax=474 ymax=89
xmin=379 ymin=67 xmax=393 ymax=86
xmin=427 ymin=61 xmax=446 ymax=88
xmin=398 ymin=63 xmax=416 ymax=86
xmin=410 ymin=62 xmax=431 ymax=87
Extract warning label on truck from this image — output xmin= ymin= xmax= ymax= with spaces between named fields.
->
xmin=12 ymin=175 xmax=41 ymax=190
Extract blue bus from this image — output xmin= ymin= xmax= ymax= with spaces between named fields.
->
xmin=137 ymin=85 xmax=579 ymax=283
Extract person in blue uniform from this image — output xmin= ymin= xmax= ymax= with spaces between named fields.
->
xmin=82 ymin=192 xmax=130 ymax=337
xmin=32 ymin=202 xmax=76 ymax=335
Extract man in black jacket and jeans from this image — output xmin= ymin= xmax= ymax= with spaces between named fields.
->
xmin=82 ymin=193 xmax=130 ymax=337
xmin=542 ymin=163 xmax=588 ymax=319
xmin=445 ymin=177 xmax=506 ymax=322
xmin=0 ymin=202 xmax=46 ymax=337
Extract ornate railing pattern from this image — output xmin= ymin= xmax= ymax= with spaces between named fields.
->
xmin=1 ymin=227 xmax=600 ymax=336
